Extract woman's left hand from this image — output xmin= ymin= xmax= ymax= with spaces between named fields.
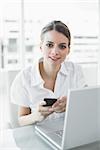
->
xmin=49 ymin=96 xmax=67 ymax=113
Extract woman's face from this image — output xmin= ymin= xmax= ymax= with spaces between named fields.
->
xmin=40 ymin=30 xmax=70 ymax=66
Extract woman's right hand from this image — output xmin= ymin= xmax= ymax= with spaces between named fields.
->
xmin=38 ymin=101 xmax=54 ymax=118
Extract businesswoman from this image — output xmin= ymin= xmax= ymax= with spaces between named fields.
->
xmin=11 ymin=20 xmax=86 ymax=126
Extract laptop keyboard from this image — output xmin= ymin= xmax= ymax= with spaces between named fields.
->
xmin=55 ymin=130 xmax=63 ymax=137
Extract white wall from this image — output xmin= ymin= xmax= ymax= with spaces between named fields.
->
xmin=81 ymin=64 xmax=98 ymax=86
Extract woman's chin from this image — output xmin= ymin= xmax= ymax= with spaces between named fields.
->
xmin=49 ymin=58 xmax=61 ymax=65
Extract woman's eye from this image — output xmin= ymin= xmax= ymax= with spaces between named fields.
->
xmin=46 ymin=43 xmax=53 ymax=48
xmin=59 ymin=45 xmax=66 ymax=50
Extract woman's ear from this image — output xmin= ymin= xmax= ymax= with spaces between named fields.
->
xmin=40 ymin=42 xmax=42 ymax=51
xmin=68 ymin=47 xmax=70 ymax=54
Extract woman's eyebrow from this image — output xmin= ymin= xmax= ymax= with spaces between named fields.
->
xmin=59 ymin=43 xmax=67 ymax=45
xmin=46 ymin=41 xmax=68 ymax=45
xmin=46 ymin=41 xmax=53 ymax=43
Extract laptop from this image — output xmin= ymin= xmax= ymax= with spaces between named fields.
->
xmin=35 ymin=86 xmax=100 ymax=150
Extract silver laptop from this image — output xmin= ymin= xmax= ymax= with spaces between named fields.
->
xmin=35 ymin=86 xmax=100 ymax=150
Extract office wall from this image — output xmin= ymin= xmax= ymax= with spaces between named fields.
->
xmin=98 ymin=0 xmax=100 ymax=84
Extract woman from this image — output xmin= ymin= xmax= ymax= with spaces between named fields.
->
xmin=11 ymin=20 xmax=86 ymax=126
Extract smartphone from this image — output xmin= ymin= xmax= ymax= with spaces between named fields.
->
xmin=43 ymin=98 xmax=57 ymax=107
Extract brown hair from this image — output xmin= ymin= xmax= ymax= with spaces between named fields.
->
xmin=40 ymin=20 xmax=71 ymax=47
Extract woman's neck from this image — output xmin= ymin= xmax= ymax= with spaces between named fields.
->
xmin=39 ymin=62 xmax=61 ymax=80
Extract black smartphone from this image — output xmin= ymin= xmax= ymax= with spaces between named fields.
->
xmin=43 ymin=98 xmax=57 ymax=107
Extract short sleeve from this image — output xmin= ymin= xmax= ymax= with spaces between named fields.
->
xmin=10 ymin=72 xmax=30 ymax=107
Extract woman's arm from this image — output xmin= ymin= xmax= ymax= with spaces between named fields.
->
xmin=18 ymin=103 xmax=54 ymax=126
xmin=18 ymin=106 xmax=43 ymax=126
xmin=18 ymin=106 xmax=32 ymax=126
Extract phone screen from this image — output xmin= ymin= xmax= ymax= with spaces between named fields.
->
xmin=43 ymin=98 xmax=57 ymax=106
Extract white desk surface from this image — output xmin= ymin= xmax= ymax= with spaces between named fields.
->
xmin=0 ymin=125 xmax=100 ymax=150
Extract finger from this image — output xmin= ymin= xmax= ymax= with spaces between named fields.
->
xmin=58 ymin=96 xmax=67 ymax=101
xmin=59 ymin=101 xmax=66 ymax=107
xmin=53 ymin=96 xmax=66 ymax=106
xmin=39 ymin=101 xmax=46 ymax=106
xmin=39 ymin=106 xmax=49 ymax=112
xmin=52 ymin=100 xmax=61 ymax=107
xmin=54 ymin=107 xmax=66 ymax=113
xmin=41 ymin=111 xmax=53 ymax=116
xmin=52 ymin=103 xmax=66 ymax=112
xmin=52 ymin=100 xmax=64 ymax=108
xmin=52 ymin=105 xmax=61 ymax=111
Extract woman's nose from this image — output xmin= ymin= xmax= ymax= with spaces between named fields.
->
xmin=51 ymin=47 xmax=59 ymax=55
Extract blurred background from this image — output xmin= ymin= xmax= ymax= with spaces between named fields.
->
xmin=0 ymin=0 xmax=100 ymax=129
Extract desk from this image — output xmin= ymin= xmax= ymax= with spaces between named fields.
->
xmin=0 ymin=125 xmax=100 ymax=150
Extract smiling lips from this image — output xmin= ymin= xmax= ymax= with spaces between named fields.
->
xmin=49 ymin=56 xmax=61 ymax=61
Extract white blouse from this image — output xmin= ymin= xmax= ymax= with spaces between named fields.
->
xmin=10 ymin=58 xmax=86 ymax=119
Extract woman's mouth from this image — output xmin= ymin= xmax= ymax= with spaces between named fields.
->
xmin=49 ymin=56 xmax=60 ymax=61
